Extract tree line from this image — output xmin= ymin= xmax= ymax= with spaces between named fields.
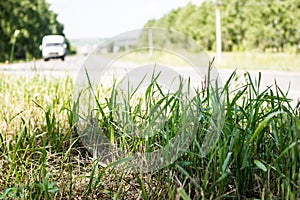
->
xmin=144 ymin=0 xmax=300 ymax=52
xmin=0 ymin=0 xmax=73 ymax=62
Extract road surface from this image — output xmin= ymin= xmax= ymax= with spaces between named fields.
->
xmin=0 ymin=55 xmax=83 ymax=79
xmin=1 ymin=55 xmax=299 ymax=107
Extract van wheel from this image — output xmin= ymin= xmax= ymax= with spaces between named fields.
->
xmin=61 ymin=56 xmax=65 ymax=61
xmin=44 ymin=58 xmax=49 ymax=61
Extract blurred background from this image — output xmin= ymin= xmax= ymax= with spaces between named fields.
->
xmin=0 ymin=0 xmax=300 ymax=71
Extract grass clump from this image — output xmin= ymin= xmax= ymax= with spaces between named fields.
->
xmin=0 ymin=69 xmax=299 ymax=199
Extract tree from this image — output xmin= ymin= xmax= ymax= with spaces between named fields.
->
xmin=0 ymin=0 xmax=67 ymax=62
xmin=143 ymin=0 xmax=300 ymax=52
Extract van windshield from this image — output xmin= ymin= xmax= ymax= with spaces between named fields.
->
xmin=45 ymin=43 xmax=64 ymax=47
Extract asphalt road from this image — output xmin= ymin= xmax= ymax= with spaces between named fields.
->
xmin=0 ymin=55 xmax=84 ymax=79
xmin=1 ymin=55 xmax=299 ymax=107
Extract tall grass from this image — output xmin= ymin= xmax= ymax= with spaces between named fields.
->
xmin=0 ymin=69 xmax=299 ymax=199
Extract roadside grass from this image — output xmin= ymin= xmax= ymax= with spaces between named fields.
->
xmin=118 ymin=51 xmax=300 ymax=71
xmin=0 ymin=69 xmax=299 ymax=199
xmin=213 ymin=51 xmax=300 ymax=71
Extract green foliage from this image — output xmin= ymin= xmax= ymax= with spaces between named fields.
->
xmin=145 ymin=0 xmax=300 ymax=52
xmin=0 ymin=0 xmax=67 ymax=62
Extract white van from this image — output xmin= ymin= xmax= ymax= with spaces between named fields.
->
xmin=40 ymin=35 xmax=67 ymax=61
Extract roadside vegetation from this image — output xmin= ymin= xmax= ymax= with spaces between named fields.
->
xmin=118 ymin=51 xmax=300 ymax=71
xmin=213 ymin=52 xmax=300 ymax=71
xmin=1 ymin=0 xmax=299 ymax=199
xmin=145 ymin=0 xmax=300 ymax=53
xmin=0 ymin=69 xmax=299 ymax=199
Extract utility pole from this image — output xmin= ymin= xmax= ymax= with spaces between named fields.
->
xmin=215 ymin=0 xmax=222 ymax=64
xmin=148 ymin=28 xmax=153 ymax=56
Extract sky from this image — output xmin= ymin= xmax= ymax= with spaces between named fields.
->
xmin=46 ymin=0 xmax=203 ymax=39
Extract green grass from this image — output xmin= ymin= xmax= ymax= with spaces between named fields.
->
xmin=0 ymin=68 xmax=299 ymax=199
xmin=115 ymin=50 xmax=300 ymax=71
xmin=213 ymin=51 xmax=300 ymax=71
